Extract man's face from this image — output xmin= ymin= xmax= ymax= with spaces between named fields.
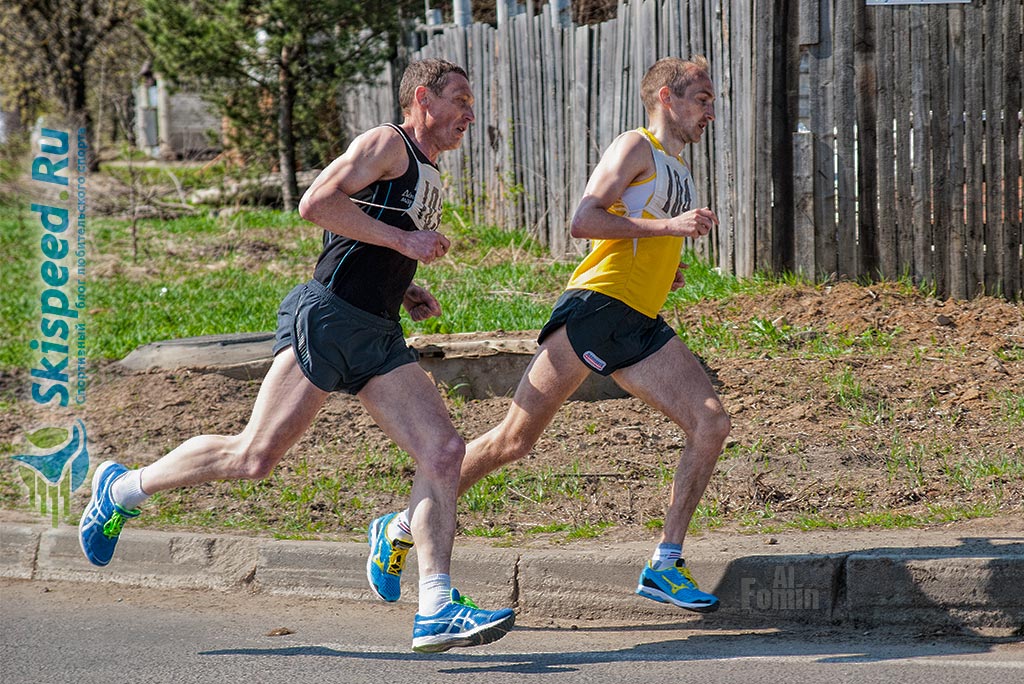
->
xmin=671 ymin=75 xmax=716 ymax=145
xmin=425 ymin=73 xmax=476 ymax=151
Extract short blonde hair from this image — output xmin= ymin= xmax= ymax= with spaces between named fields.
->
xmin=640 ymin=56 xmax=711 ymax=114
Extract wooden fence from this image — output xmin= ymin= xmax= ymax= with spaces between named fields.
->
xmin=345 ymin=0 xmax=1023 ymax=299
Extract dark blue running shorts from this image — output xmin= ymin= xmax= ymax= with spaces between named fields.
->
xmin=537 ymin=289 xmax=677 ymax=376
xmin=273 ymin=280 xmax=419 ymax=394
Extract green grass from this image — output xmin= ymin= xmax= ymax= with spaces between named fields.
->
xmin=755 ymin=503 xmax=999 ymax=534
xmin=996 ymin=390 xmax=1024 ymax=425
xmin=0 ymin=203 xmax=35 ymax=369
xmin=565 ymin=521 xmax=614 ymax=540
xmin=88 ymin=268 xmax=294 ymax=359
xmin=459 ymin=463 xmax=587 ymax=516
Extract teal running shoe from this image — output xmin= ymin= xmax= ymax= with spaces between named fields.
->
xmin=366 ymin=512 xmax=412 ymax=602
xmin=636 ymin=559 xmax=719 ymax=613
xmin=412 ymin=589 xmax=515 ymax=653
xmin=78 ymin=461 xmax=140 ymax=566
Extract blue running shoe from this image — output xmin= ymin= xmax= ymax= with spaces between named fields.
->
xmin=366 ymin=512 xmax=412 ymax=602
xmin=78 ymin=461 xmax=140 ymax=567
xmin=412 ymin=589 xmax=516 ymax=653
xmin=636 ymin=559 xmax=719 ymax=613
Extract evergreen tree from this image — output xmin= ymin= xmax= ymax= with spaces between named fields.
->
xmin=140 ymin=0 xmax=411 ymax=210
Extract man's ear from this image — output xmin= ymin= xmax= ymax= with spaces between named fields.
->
xmin=658 ymin=85 xmax=673 ymax=107
xmin=415 ymin=85 xmax=430 ymax=109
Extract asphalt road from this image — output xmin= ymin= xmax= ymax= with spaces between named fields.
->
xmin=2 ymin=579 xmax=1021 ymax=684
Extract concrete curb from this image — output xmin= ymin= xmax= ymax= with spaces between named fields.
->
xmin=3 ymin=523 xmax=1022 ymax=632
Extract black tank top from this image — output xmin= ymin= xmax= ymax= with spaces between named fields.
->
xmin=312 ymin=124 xmax=443 ymax=321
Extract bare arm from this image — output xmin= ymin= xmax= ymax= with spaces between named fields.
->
xmin=297 ymin=127 xmax=450 ymax=264
xmin=569 ymin=132 xmax=718 ymax=241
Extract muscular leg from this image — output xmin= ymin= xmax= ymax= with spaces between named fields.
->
xmin=458 ymin=327 xmax=591 ymax=496
xmin=357 ymin=362 xmax=466 ymax=579
xmin=612 ymin=337 xmax=730 ymax=546
xmin=140 ymin=347 xmax=329 ymax=493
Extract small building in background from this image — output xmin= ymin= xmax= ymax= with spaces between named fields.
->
xmin=136 ymin=63 xmax=221 ymax=160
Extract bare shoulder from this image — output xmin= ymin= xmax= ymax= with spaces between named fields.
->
xmin=597 ymin=130 xmax=655 ymax=185
xmin=342 ymin=125 xmax=409 ymax=180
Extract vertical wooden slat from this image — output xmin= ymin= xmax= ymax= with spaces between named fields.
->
xmin=572 ymin=24 xmax=590 ymax=242
xmin=754 ymin=0 xmax=775 ymax=273
xmin=1002 ymin=0 xmax=1023 ymax=299
xmin=472 ymin=23 xmax=486 ymax=218
xmin=690 ymin=0 xmax=711 ymax=256
xmin=773 ymin=0 xmax=799 ymax=274
xmin=963 ymin=3 xmax=986 ymax=296
xmin=874 ymin=6 xmax=897 ymax=280
xmin=812 ymin=0 xmax=837 ymax=278
xmin=794 ymin=130 xmax=816 ymax=277
xmin=599 ymin=18 xmax=617 ymax=154
xmin=834 ymin=0 xmax=857 ymax=278
xmin=612 ymin=2 xmax=627 ymax=138
xmin=692 ymin=0 xmax=708 ymax=255
xmin=733 ymin=0 xmax=754 ymax=277
xmin=947 ymin=5 xmax=968 ymax=299
xmin=712 ymin=0 xmax=734 ymax=273
xmin=855 ymin=1 xmax=877 ymax=280
xmin=545 ymin=4 xmax=567 ymax=255
xmin=909 ymin=7 xmax=933 ymax=285
xmin=894 ymin=7 xmax=914 ymax=277
xmin=513 ymin=15 xmax=533 ymax=236
xmin=928 ymin=6 xmax=950 ymax=297
xmin=984 ymin=0 xmax=1004 ymax=294
xmin=530 ymin=13 xmax=546 ymax=238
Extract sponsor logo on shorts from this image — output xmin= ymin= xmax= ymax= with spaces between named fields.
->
xmin=582 ymin=350 xmax=606 ymax=371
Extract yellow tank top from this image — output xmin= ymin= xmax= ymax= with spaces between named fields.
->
xmin=565 ymin=127 xmax=697 ymax=318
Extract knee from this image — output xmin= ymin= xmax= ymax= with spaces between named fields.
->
xmin=688 ymin=402 xmax=731 ymax=453
xmin=227 ymin=436 xmax=282 ymax=481
xmin=702 ymin=405 xmax=732 ymax=451
xmin=415 ymin=433 xmax=466 ymax=482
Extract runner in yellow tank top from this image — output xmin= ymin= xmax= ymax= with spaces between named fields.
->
xmin=566 ymin=126 xmax=697 ymax=318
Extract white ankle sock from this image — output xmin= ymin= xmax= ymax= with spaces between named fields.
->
xmin=651 ymin=543 xmax=683 ymax=570
xmin=387 ymin=510 xmax=414 ymax=545
xmin=111 ymin=468 xmax=150 ymax=511
xmin=418 ymin=573 xmax=451 ymax=616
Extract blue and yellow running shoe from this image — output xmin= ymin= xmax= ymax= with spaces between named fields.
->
xmin=636 ymin=559 xmax=719 ymax=613
xmin=78 ymin=461 xmax=140 ymax=567
xmin=366 ymin=512 xmax=412 ymax=602
xmin=412 ymin=589 xmax=516 ymax=653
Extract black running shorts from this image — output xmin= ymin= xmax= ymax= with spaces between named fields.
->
xmin=537 ymin=289 xmax=677 ymax=376
xmin=273 ymin=280 xmax=419 ymax=394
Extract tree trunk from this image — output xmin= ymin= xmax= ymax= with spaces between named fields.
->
xmin=277 ymin=44 xmax=299 ymax=212
xmin=68 ymin=23 xmax=98 ymax=171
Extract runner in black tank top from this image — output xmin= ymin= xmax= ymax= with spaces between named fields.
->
xmin=312 ymin=123 xmax=442 ymax=321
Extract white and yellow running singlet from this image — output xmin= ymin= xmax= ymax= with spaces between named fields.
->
xmin=565 ymin=126 xmax=697 ymax=318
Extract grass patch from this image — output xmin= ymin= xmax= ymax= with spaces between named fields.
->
xmin=565 ymin=521 xmax=614 ymax=540
xmin=88 ymin=268 xmax=293 ymax=360
xmin=463 ymin=525 xmax=511 ymax=538
xmin=756 ymin=503 xmax=998 ymax=534
xmin=0 ymin=202 xmax=35 ymax=369
xmin=996 ymin=390 xmax=1024 ymax=425
xmin=526 ymin=522 xmax=572 ymax=534
xmin=460 ymin=463 xmax=586 ymax=515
